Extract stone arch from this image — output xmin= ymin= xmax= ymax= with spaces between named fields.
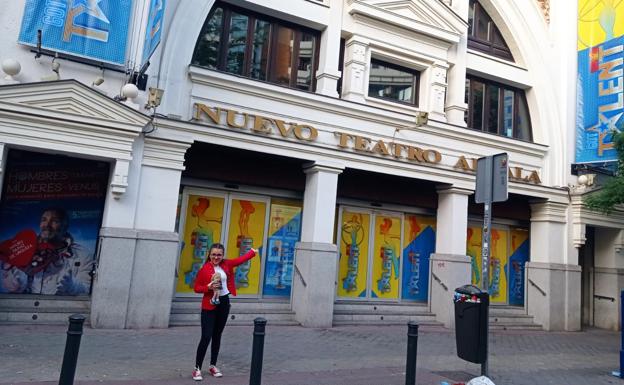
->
xmin=153 ymin=0 xmax=217 ymax=117
xmin=476 ymin=0 xmax=564 ymax=186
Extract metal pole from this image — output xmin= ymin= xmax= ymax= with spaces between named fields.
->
xmin=620 ymin=290 xmax=624 ymax=378
xmin=58 ymin=314 xmax=85 ymax=385
xmin=481 ymin=201 xmax=491 ymax=377
xmin=249 ymin=317 xmax=267 ymax=385
xmin=405 ymin=321 xmax=419 ymax=385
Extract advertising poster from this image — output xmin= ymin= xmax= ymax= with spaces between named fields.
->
xmin=142 ymin=0 xmax=166 ymax=66
xmin=262 ymin=201 xmax=302 ymax=297
xmin=488 ymin=229 xmax=508 ymax=304
xmin=508 ymin=228 xmax=529 ymax=306
xmin=466 ymin=226 xmax=483 ymax=287
xmin=576 ymin=0 xmax=624 ymax=163
xmin=337 ymin=210 xmax=370 ymax=298
xmin=371 ymin=215 xmax=401 ymax=299
xmin=226 ymin=199 xmax=266 ymax=295
xmin=401 ymin=215 xmax=435 ymax=302
xmin=176 ymin=194 xmax=224 ymax=293
xmin=0 ymin=150 xmax=108 ymax=295
xmin=18 ymin=0 xmax=133 ymax=65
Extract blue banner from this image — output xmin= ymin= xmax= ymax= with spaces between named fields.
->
xmin=507 ymin=239 xmax=529 ymax=306
xmin=141 ymin=0 xmax=166 ymax=67
xmin=576 ymin=36 xmax=624 ymax=163
xmin=401 ymin=226 xmax=434 ymax=302
xmin=18 ymin=0 xmax=133 ymax=65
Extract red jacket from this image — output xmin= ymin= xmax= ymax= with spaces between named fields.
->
xmin=194 ymin=249 xmax=257 ymax=311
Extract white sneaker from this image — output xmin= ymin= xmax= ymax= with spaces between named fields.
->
xmin=192 ymin=366 xmax=203 ymax=381
xmin=208 ymin=365 xmax=223 ymax=377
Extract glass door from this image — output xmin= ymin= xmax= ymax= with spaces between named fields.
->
xmin=224 ymin=195 xmax=268 ymax=296
xmin=466 ymin=224 xmax=530 ymax=305
xmin=336 ymin=206 xmax=437 ymax=302
xmin=370 ymin=213 xmax=402 ymax=300
xmin=177 ymin=188 xmax=305 ymax=299
xmin=176 ymin=190 xmax=227 ymax=294
xmin=337 ymin=208 xmax=371 ymax=299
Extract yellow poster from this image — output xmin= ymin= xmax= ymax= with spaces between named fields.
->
xmin=466 ymin=226 xmax=482 ymax=287
xmin=578 ymin=0 xmax=624 ymax=51
xmin=177 ymin=194 xmax=225 ymax=293
xmin=488 ymin=228 xmax=508 ymax=304
xmin=226 ymin=199 xmax=266 ymax=295
xmin=337 ymin=210 xmax=370 ymax=298
xmin=371 ymin=215 xmax=401 ymax=299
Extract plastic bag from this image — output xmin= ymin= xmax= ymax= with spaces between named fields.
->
xmin=467 ymin=376 xmax=496 ymax=385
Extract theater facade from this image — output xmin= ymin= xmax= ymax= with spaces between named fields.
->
xmin=0 ymin=0 xmax=622 ymax=331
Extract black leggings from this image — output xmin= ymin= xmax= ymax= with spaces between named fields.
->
xmin=195 ymin=295 xmax=230 ymax=369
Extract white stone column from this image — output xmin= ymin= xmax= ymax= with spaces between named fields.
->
xmin=91 ymin=135 xmax=192 ymax=329
xmin=430 ymin=186 xmax=472 ymax=328
xmin=315 ymin=0 xmax=343 ymax=98
xmin=526 ymin=200 xmax=581 ymax=331
xmin=293 ymin=161 xmax=344 ymax=327
xmin=445 ymin=0 xmax=469 ymax=126
xmin=126 ymin=136 xmax=192 ymax=328
xmin=340 ymin=36 xmax=369 ymax=103
xmin=91 ymin=140 xmax=144 ymax=329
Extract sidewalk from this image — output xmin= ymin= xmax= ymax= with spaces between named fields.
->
xmin=0 ymin=323 xmax=621 ymax=385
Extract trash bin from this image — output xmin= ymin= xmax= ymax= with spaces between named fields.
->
xmin=454 ymin=284 xmax=489 ymax=364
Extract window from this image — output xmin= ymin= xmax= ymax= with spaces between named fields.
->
xmin=467 ymin=0 xmax=513 ymax=61
xmin=368 ymin=59 xmax=419 ymax=105
xmin=465 ymin=76 xmax=532 ymax=141
xmin=192 ymin=3 xmax=320 ymax=91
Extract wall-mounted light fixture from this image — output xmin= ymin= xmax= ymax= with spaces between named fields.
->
xmin=1 ymin=59 xmax=21 ymax=84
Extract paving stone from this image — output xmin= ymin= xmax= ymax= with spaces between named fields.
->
xmin=0 ymin=324 xmax=621 ymax=385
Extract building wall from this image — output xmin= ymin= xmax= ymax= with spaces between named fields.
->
xmin=0 ymin=0 xmax=621 ymax=330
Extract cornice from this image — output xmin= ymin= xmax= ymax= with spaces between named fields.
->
xmin=142 ymin=136 xmax=193 ymax=171
xmin=529 ymin=200 xmax=568 ymax=223
xmin=188 ymin=68 xmax=549 ymax=161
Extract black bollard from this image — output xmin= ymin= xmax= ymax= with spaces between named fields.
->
xmin=405 ymin=321 xmax=419 ymax=385
xmin=249 ymin=317 xmax=267 ymax=385
xmin=59 ymin=314 xmax=86 ymax=385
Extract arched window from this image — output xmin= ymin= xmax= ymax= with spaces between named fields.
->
xmin=192 ymin=2 xmax=320 ymax=91
xmin=465 ymin=76 xmax=532 ymax=141
xmin=468 ymin=0 xmax=513 ymax=61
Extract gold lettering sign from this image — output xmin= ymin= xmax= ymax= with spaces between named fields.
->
xmin=194 ymin=103 xmax=541 ymax=184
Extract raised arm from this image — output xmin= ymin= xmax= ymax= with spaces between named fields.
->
xmin=228 ymin=248 xmax=258 ymax=267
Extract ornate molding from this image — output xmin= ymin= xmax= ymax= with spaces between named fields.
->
xmin=536 ymin=0 xmax=550 ymax=24
xmin=0 ymin=80 xmax=152 ymax=199
xmin=346 ymin=0 xmax=467 ymax=43
xmin=111 ymin=159 xmax=130 ymax=198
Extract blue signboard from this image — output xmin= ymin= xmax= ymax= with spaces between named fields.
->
xmin=576 ymin=36 xmax=624 ymax=163
xmin=141 ymin=0 xmax=166 ymax=67
xmin=18 ymin=0 xmax=133 ymax=65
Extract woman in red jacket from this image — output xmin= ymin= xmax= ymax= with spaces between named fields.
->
xmin=192 ymin=243 xmax=258 ymax=381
